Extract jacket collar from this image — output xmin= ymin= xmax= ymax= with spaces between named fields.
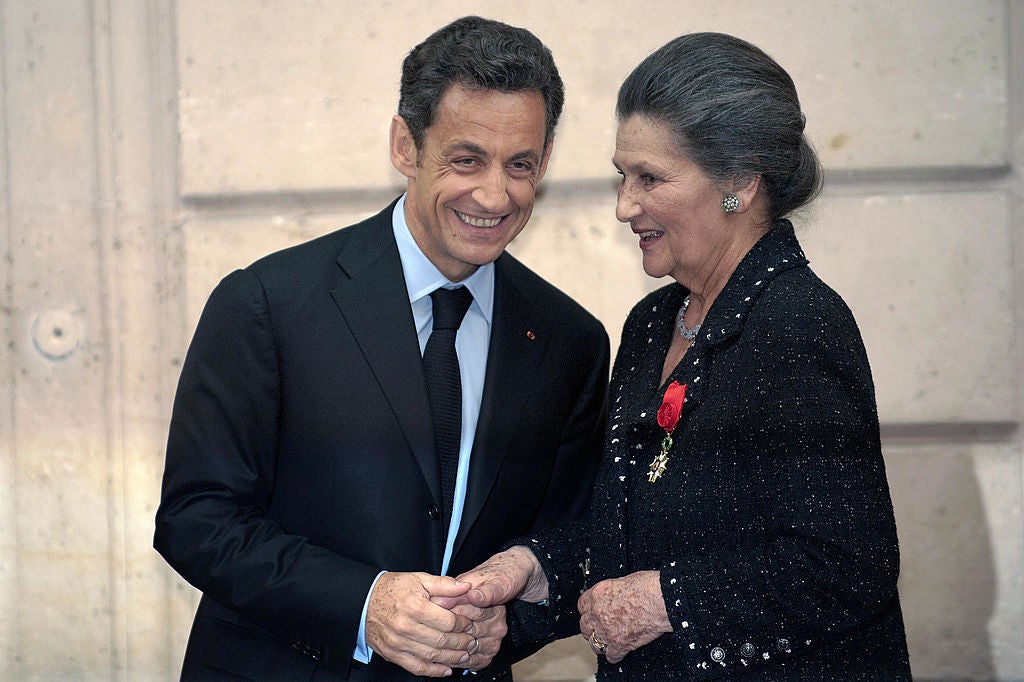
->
xmin=639 ymin=221 xmax=808 ymax=412
xmin=692 ymin=219 xmax=808 ymax=349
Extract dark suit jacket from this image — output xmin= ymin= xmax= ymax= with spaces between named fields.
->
xmin=510 ymin=223 xmax=910 ymax=680
xmin=154 ymin=200 xmax=610 ymax=680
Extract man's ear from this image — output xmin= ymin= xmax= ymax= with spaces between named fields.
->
xmin=536 ymin=139 xmax=554 ymax=182
xmin=389 ymin=115 xmax=417 ymax=178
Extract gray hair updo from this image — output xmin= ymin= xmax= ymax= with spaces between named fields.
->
xmin=617 ymin=32 xmax=821 ymax=222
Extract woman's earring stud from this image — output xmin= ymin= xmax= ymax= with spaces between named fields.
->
xmin=721 ymin=194 xmax=740 ymax=213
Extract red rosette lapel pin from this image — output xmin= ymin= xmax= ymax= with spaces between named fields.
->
xmin=648 ymin=380 xmax=687 ymax=483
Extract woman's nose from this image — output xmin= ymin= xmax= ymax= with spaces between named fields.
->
xmin=615 ymin=183 xmax=641 ymax=223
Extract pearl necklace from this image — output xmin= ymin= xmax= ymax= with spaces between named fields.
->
xmin=676 ymin=295 xmax=701 ymax=341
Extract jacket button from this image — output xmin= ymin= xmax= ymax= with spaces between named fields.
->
xmin=427 ymin=503 xmax=440 ymax=520
xmin=740 ymin=642 xmax=756 ymax=658
xmin=776 ymin=638 xmax=790 ymax=652
xmin=710 ymin=646 xmax=726 ymax=663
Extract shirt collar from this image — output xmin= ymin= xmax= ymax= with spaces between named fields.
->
xmin=392 ymin=194 xmax=495 ymax=323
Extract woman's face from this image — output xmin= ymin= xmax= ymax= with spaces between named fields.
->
xmin=613 ymin=115 xmax=736 ymax=286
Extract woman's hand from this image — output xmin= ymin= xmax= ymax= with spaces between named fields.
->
xmin=447 ymin=546 xmax=550 ymax=608
xmin=578 ymin=570 xmax=672 ymax=664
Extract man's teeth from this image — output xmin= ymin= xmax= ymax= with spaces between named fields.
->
xmin=456 ymin=211 xmax=502 ymax=228
xmin=639 ymin=231 xmax=663 ymax=241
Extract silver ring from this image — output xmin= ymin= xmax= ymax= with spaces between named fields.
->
xmin=589 ymin=630 xmax=608 ymax=655
xmin=470 ymin=637 xmax=480 ymax=654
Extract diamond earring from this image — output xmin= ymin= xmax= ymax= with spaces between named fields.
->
xmin=721 ymin=195 xmax=740 ymax=213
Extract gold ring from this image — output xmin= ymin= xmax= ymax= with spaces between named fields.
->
xmin=589 ymin=630 xmax=608 ymax=655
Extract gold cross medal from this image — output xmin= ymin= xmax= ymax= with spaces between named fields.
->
xmin=648 ymin=434 xmax=672 ymax=483
xmin=650 ymin=380 xmax=687 ymax=483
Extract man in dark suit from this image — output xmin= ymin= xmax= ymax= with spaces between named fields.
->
xmin=154 ymin=15 xmax=609 ymax=681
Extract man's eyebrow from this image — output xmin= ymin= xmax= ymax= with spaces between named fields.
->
xmin=508 ymin=150 xmax=541 ymax=164
xmin=443 ymin=142 xmax=541 ymax=164
xmin=444 ymin=141 xmax=488 ymax=156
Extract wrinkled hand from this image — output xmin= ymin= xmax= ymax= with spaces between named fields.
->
xmin=444 ymin=601 xmax=507 ymax=670
xmin=437 ymin=546 xmax=549 ymax=611
xmin=578 ymin=570 xmax=672 ymax=664
xmin=365 ymin=572 xmax=477 ymax=677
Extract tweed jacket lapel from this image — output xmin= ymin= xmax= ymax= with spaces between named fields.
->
xmin=663 ymin=220 xmax=809 ymax=405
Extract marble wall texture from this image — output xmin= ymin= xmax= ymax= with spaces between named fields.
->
xmin=1 ymin=1 xmax=1022 ymax=679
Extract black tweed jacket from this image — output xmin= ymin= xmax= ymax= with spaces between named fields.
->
xmin=507 ymin=222 xmax=911 ymax=680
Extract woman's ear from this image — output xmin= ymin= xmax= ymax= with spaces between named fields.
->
xmin=389 ymin=115 xmax=417 ymax=178
xmin=731 ymin=174 xmax=761 ymax=214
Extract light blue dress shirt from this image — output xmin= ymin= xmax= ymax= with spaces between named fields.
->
xmin=354 ymin=195 xmax=494 ymax=663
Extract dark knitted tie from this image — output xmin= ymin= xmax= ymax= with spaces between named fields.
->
xmin=423 ymin=286 xmax=474 ymax=536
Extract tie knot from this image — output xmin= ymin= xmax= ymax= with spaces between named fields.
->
xmin=430 ymin=286 xmax=474 ymax=331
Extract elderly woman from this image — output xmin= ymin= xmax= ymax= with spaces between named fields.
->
xmin=456 ymin=33 xmax=911 ymax=679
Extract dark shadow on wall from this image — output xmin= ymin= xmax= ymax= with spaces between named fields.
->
xmin=884 ymin=442 xmax=997 ymax=681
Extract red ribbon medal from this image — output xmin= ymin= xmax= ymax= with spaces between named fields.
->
xmin=648 ymin=381 xmax=687 ymax=483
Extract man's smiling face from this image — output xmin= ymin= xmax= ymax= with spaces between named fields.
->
xmin=391 ymin=83 xmax=551 ymax=282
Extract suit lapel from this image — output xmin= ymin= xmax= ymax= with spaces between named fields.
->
xmin=453 ymin=257 xmax=550 ymax=556
xmin=328 ymin=209 xmax=442 ymax=506
xmin=329 ymin=223 xmax=553 ymax=562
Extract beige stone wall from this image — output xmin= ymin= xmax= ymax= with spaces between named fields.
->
xmin=1 ymin=1 xmax=1021 ymax=679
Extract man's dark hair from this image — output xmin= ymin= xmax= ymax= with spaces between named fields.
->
xmin=399 ymin=16 xmax=564 ymax=150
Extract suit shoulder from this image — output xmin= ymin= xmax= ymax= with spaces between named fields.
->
xmin=213 ymin=205 xmax=397 ymax=307
xmin=246 ymin=207 xmax=389 ymax=275
xmin=497 ymin=253 xmax=605 ymax=337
